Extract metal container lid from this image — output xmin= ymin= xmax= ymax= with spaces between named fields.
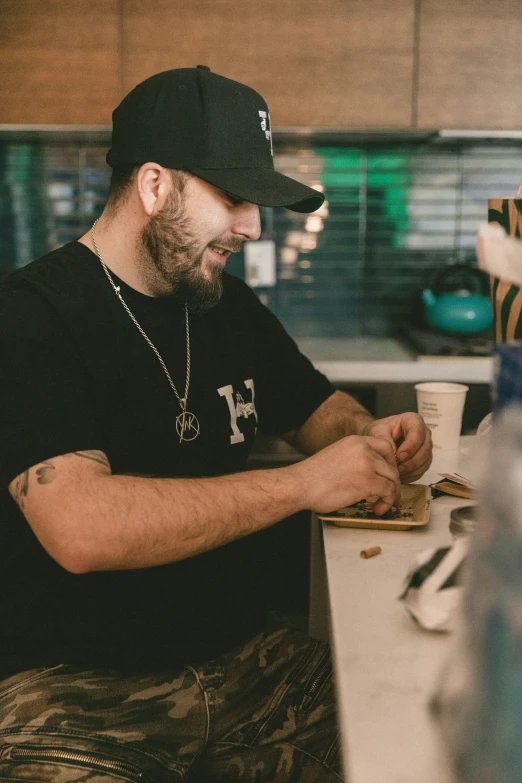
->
xmin=450 ymin=504 xmax=478 ymax=537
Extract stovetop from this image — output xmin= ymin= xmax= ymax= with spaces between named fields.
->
xmin=403 ymin=327 xmax=494 ymax=357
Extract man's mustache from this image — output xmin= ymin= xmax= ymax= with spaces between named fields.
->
xmin=210 ymin=238 xmax=245 ymax=254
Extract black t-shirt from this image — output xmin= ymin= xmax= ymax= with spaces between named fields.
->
xmin=0 ymin=241 xmax=334 ymax=678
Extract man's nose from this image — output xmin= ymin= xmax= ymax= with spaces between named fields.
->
xmin=232 ymin=203 xmax=261 ymax=241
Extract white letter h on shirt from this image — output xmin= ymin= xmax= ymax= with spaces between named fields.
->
xmin=218 ymin=379 xmax=257 ymax=444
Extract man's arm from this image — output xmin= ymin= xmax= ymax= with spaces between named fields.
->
xmin=9 ymin=435 xmax=400 ymax=574
xmin=283 ymin=390 xmax=374 ymax=453
xmin=283 ymin=390 xmax=432 ymax=482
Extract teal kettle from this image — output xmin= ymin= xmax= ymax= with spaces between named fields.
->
xmin=422 ymin=264 xmax=493 ymax=335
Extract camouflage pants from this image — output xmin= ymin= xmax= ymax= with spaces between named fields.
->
xmin=0 ymin=627 xmax=342 ymax=782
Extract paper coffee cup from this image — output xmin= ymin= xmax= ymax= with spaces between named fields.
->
xmin=415 ymin=382 xmax=469 ymax=450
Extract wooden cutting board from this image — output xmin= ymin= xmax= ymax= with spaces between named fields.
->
xmin=318 ymin=484 xmax=431 ymax=531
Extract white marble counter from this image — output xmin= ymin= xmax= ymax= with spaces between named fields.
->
xmin=310 ymin=438 xmax=478 ymax=783
xmin=296 ymin=337 xmax=493 ymax=384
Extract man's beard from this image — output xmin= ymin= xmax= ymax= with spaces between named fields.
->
xmin=138 ymin=189 xmax=239 ymax=314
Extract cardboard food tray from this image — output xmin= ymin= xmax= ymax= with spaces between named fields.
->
xmin=318 ymin=484 xmax=431 ymax=531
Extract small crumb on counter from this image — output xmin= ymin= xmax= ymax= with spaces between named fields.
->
xmin=360 ymin=546 xmax=382 ymax=559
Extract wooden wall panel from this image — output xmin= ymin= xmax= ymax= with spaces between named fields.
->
xmin=417 ymin=0 xmax=522 ymax=129
xmin=0 ymin=0 xmax=119 ymax=124
xmin=122 ymin=0 xmax=415 ymax=128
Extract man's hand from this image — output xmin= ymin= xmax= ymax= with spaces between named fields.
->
xmin=293 ymin=435 xmax=401 ymax=516
xmin=362 ymin=413 xmax=432 ymax=483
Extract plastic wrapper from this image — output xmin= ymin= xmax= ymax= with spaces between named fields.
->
xmin=399 ymin=539 xmax=468 ymax=632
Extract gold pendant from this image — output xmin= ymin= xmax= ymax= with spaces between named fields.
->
xmin=176 ymin=410 xmax=200 ymax=442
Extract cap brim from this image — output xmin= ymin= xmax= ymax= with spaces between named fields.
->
xmin=188 ymin=168 xmax=324 ymax=213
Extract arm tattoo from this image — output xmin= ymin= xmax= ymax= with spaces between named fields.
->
xmin=73 ymin=450 xmax=111 ymax=470
xmin=11 ymin=461 xmax=55 ymax=511
xmin=11 ymin=451 xmax=110 ymax=512
xmin=13 ymin=470 xmax=30 ymax=509
xmin=35 ymin=461 xmax=57 ymax=485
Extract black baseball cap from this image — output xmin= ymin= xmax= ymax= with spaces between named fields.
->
xmin=107 ymin=66 xmax=324 ymax=214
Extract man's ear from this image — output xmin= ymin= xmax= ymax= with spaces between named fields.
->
xmin=136 ymin=162 xmax=171 ymax=216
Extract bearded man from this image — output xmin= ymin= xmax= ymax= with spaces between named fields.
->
xmin=0 ymin=66 xmax=431 ymax=782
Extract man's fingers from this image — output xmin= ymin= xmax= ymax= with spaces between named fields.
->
xmin=371 ymin=477 xmax=399 ymax=515
xmin=398 ymin=438 xmax=433 ymax=477
xmin=398 ymin=451 xmax=430 ymax=476
xmin=390 ymin=418 xmax=403 ymax=443
xmin=372 ymin=461 xmax=401 ymax=512
xmin=400 ymin=455 xmax=433 ymax=483
xmin=366 ymin=439 xmax=402 ymax=510
xmin=365 ymin=435 xmax=397 ymax=467
xmin=396 ymin=413 xmax=429 ymax=463
xmin=373 ymin=457 xmax=401 ymax=494
xmin=373 ymin=498 xmax=393 ymax=516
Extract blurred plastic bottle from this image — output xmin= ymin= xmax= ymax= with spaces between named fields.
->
xmin=435 ymin=404 xmax=522 ymax=782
